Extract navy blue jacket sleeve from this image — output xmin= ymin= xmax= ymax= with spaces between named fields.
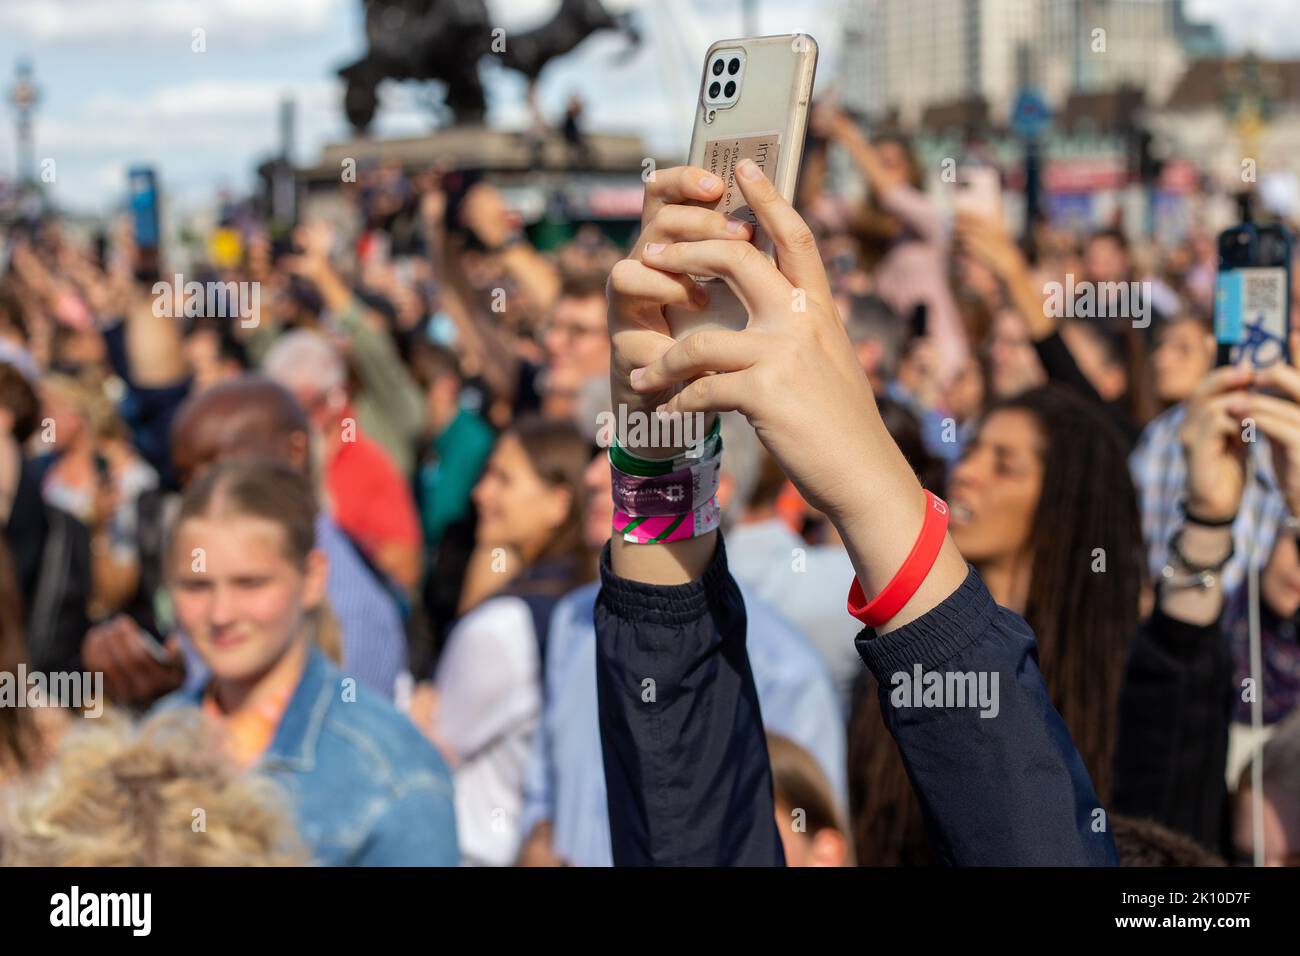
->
xmin=102 ymin=319 xmax=191 ymax=490
xmin=593 ymin=537 xmax=784 ymax=866
xmin=856 ymin=565 xmax=1118 ymax=865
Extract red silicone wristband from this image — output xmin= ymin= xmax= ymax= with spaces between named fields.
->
xmin=846 ymin=490 xmax=950 ymax=628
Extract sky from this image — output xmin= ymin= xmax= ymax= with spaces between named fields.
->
xmin=0 ymin=0 xmax=1294 ymax=217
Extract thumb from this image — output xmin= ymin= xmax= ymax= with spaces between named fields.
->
xmin=163 ymin=634 xmax=186 ymax=665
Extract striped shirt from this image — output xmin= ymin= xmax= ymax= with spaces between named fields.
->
xmin=1130 ymin=402 xmax=1287 ymax=603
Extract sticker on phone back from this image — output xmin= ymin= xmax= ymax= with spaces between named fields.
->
xmin=1215 ymin=266 xmax=1288 ymax=366
xmin=703 ymin=131 xmax=781 ymax=238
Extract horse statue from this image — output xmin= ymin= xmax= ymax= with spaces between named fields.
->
xmin=338 ymin=0 xmax=639 ymax=132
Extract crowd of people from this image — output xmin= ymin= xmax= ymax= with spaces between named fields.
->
xmin=1 ymin=99 xmax=1300 ymax=867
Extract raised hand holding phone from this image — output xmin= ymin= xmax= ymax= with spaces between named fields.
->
xmin=622 ymin=158 xmax=967 ymax=631
xmin=1179 ymin=364 xmax=1254 ymax=523
xmin=1245 ymin=331 xmax=1300 ymax=518
xmin=610 ymin=167 xmax=750 ymax=443
xmin=666 ymin=34 xmax=816 ymax=339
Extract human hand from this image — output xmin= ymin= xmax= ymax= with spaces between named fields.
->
xmin=606 ymin=165 xmax=752 ymax=441
xmin=81 ymin=615 xmax=186 ymax=707
xmin=1245 ymin=333 xmax=1300 ymax=519
xmin=460 ymin=183 xmax=519 ymax=251
xmin=953 ymin=210 xmax=1029 ymax=285
xmin=1178 ymin=364 xmax=1254 ymax=523
xmin=626 ymin=158 xmax=966 ymax=625
xmin=627 ymin=158 xmax=892 ymax=525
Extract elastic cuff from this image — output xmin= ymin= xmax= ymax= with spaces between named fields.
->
xmin=597 ymin=535 xmax=731 ymax=627
xmin=855 ymin=564 xmax=995 ymax=678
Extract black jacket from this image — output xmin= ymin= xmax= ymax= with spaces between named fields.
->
xmin=594 ymin=536 xmax=1118 ymax=866
xmin=1113 ymin=601 xmax=1233 ymax=851
xmin=5 ymin=458 xmax=90 ymax=673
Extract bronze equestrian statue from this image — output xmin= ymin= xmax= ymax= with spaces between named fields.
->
xmin=338 ymin=0 xmax=639 ymax=133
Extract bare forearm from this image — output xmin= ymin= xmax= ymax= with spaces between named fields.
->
xmin=437 ymin=280 xmax=518 ymax=400
xmin=499 ymin=245 xmax=560 ymax=312
xmin=125 ymin=301 xmax=186 ymax=386
xmin=828 ymin=424 xmax=968 ymax=633
xmin=841 ymin=133 xmax=893 ymax=197
xmin=1006 ymin=266 xmax=1056 ymax=341
xmin=313 ymin=265 xmax=357 ymax=316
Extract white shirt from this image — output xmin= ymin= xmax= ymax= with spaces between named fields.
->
xmin=434 ymin=596 xmax=541 ymax=866
xmin=726 ymin=519 xmax=864 ymax=713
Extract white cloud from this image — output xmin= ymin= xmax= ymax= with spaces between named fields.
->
xmin=19 ymin=0 xmax=848 ymax=212
xmin=1186 ymin=0 xmax=1300 ymax=57
xmin=0 ymin=0 xmax=349 ymax=45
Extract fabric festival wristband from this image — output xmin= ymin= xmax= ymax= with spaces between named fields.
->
xmin=609 ymin=416 xmax=722 ymax=477
xmin=615 ymin=496 xmax=721 ymax=544
xmin=611 ymin=452 xmax=721 ymax=517
xmin=846 ymin=490 xmax=950 ymax=627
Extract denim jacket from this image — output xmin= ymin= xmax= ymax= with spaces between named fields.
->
xmin=157 ymin=647 xmax=458 ymax=866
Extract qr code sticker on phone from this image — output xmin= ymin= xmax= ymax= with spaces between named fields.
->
xmin=1244 ymin=270 xmax=1284 ymax=316
xmin=1236 ymin=266 xmax=1288 ymax=367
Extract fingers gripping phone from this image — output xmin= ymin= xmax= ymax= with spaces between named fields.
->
xmin=669 ymin=34 xmax=818 ymax=338
xmin=1215 ymin=223 xmax=1292 ymax=369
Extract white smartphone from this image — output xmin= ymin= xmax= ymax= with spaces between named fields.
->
xmin=955 ymin=166 xmax=1003 ymax=222
xmin=670 ymin=34 xmax=818 ymax=337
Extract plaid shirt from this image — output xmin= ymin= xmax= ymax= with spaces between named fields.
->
xmin=1130 ymin=403 xmax=1287 ymax=603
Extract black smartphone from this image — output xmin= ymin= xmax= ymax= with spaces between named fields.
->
xmin=1214 ymin=223 xmax=1292 ymax=368
xmin=262 ymin=158 xmax=300 ymax=261
xmin=92 ymin=230 xmax=108 ymax=272
xmin=910 ymin=302 xmax=929 ymax=340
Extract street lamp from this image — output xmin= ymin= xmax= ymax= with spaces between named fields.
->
xmin=7 ymin=59 xmax=40 ymax=187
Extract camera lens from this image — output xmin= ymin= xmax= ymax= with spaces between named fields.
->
xmin=728 ymin=58 xmax=740 ymax=75
xmin=709 ymin=81 xmax=721 ymax=98
xmin=724 ymin=81 xmax=736 ymax=97
xmin=712 ymin=59 xmax=724 ymax=76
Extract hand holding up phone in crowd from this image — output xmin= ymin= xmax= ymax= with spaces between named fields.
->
xmin=618 ymin=159 xmax=967 ymax=629
xmin=952 ymin=210 xmax=1053 ymax=340
xmin=1178 ymin=363 xmax=1254 ymax=522
xmin=606 ymin=165 xmax=752 ymax=436
xmin=1245 ymin=331 xmax=1300 ymax=519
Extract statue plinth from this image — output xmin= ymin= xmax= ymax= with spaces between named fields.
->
xmin=302 ymin=126 xmax=662 ymax=183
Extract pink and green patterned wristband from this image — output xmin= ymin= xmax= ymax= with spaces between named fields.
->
xmin=614 ymin=497 xmax=721 ymax=544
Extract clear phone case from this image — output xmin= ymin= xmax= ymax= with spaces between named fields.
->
xmin=672 ymin=34 xmax=818 ymax=337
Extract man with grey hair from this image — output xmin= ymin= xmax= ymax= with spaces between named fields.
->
xmin=262 ymin=330 xmax=422 ymax=595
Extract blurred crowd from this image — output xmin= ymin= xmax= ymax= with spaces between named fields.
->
xmin=2 ymin=99 xmax=1300 ymax=867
